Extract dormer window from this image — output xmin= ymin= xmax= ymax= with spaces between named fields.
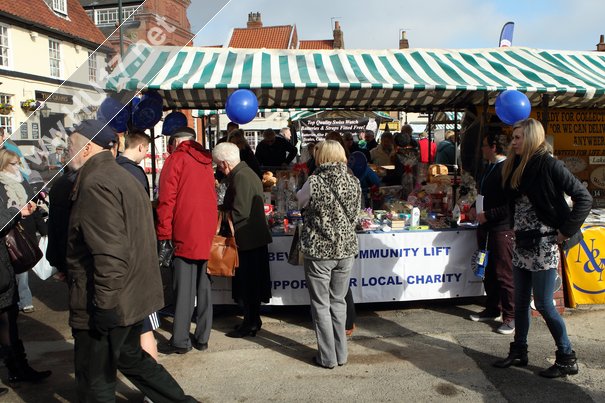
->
xmin=52 ymin=0 xmax=67 ymax=15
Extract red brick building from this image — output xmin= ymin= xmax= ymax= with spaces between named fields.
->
xmin=80 ymin=0 xmax=199 ymax=149
xmin=80 ymin=0 xmax=194 ymax=53
xmin=227 ymin=12 xmax=344 ymax=50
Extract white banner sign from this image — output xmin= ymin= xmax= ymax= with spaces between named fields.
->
xmin=211 ymin=230 xmax=484 ymax=305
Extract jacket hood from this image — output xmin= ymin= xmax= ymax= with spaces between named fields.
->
xmin=175 ymin=140 xmax=212 ymax=165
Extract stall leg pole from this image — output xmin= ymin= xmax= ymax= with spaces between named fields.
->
xmin=427 ymin=107 xmax=433 ymax=163
xmin=451 ymin=109 xmax=459 ymax=208
xmin=201 ymin=117 xmax=206 ymax=149
xmin=541 ymin=94 xmax=550 ymax=133
xmin=474 ymin=92 xmax=490 ymax=181
xmin=150 ymin=127 xmax=156 ymax=199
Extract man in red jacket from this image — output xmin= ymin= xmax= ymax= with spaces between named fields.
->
xmin=156 ymin=127 xmax=217 ymax=354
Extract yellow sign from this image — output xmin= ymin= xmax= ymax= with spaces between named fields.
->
xmin=564 ymin=225 xmax=605 ymax=306
xmin=379 ymin=121 xmax=400 ymax=131
xmin=534 ymin=109 xmax=605 ymax=155
xmin=477 ymin=106 xmax=605 ymax=207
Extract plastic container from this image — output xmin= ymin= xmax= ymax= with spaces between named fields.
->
xmin=411 ymin=207 xmax=420 ymax=227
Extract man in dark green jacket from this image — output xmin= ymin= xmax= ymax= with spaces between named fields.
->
xmin=65 ymin=120 xmax=195 ymax=402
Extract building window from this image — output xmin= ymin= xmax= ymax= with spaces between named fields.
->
xmin=0 ymin=94 xmax=13 ymax=136
xmin=88 ymin=52 xmax=97 ymax=82
xmin=49 ymin=39 xmax=61 ymax=78
xmin=96 ymin=8 xmax=118 ymax=25
xmin=93 ymin=6 xmax=138 ymax=25
xmin=52 ymin=0 xmax=67 ymax=15
xmin=0 ymin=24 xmax=9 ymax=67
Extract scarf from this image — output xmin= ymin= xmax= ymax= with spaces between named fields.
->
xmin=0 ymin=172 xmax=28 ymax=210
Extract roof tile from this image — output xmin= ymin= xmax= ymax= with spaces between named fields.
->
xmin=229 ymin=26 xmax=293 ymax=49
xmin=299 ymin=40 xmax=335 ymax=50
xmin=0 ymin=0 xmax=107 ymax=47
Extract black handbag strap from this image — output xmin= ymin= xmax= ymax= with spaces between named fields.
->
xmin=316 ymin=175 xmax=355 ymax=225
xmin=216 ymin=211 xmax=236 ymax=238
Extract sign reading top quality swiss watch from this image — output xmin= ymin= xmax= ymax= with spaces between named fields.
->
xmin=300 ymin=118 xmax=370 ymax=144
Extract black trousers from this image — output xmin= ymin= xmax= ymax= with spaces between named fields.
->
xmin=345 ymin=287 xmax=356 ymax=330
xmin=73 ymin=323 xmax=195 ymax=403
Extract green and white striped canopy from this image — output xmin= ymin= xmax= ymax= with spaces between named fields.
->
xmin=105 ymin=44 xmax=605 ymax=111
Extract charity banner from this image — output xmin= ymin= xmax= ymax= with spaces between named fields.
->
xmin=211 ymin=229 xmax=483 ymax=305
xmin=564 ymin=224 xmax=605 ymax=306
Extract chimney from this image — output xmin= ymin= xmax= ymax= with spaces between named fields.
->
xmin=333 ymin=21 xmax=344 ymax=49
xmin=597 ymin=34 xmax=605 ymax=52
xmin=247 ymin=12 xmax=262 ymax=29
xmin=399 ymin=31 xmax=409 ymax=49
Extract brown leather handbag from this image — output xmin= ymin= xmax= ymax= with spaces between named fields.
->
xmin=207 ymin=211 xmax=239 ymax=277
xmin=5 ymin=223 xmax=43 ymax=274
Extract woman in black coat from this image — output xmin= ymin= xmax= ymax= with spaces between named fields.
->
xmin=494 ymin=119 xmax=592 ymax=378
xmin=212 ymin=142 xmax=272 ymax=338
xmin=0 ymin=149 xmax=51 ymax=388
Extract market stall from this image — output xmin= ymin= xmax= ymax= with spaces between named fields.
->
xmin=105 ymin=44 xmax=605 ymax=304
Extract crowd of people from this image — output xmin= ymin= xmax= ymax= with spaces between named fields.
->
xmin=0 ymin=114 xmax=593 ymax=399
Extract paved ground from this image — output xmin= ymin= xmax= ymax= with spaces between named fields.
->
xmin=4 ymin=274 xmax=605 ymax=402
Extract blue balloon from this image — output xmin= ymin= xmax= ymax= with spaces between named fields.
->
xmin=162 ymin=111 xmax=188 ymax=135
xmin=131 ymin=96 xmax=141 ymax=108
xmin=97 ymin=97 xmax=129 ymax=132
xmin=132 ymin=91 xmax=164 ymax=129
xmin=225 ymin=89 xmax=258 ymax=125
xmin=495 ymin=90 xmax=531 ymax=125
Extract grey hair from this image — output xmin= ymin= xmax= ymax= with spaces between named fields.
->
xmin=212 ymin=142 xmax=240 ymax=166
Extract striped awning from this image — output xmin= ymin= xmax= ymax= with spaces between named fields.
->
xmin=105 ymin=44 xmax=605 ymax=111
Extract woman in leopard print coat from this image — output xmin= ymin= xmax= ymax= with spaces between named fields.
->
xmin=297 ymin=140 xmax=361 ymax=369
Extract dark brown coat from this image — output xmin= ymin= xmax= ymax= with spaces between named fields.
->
xmin=66 ymin=152 xmax=163 ymax=330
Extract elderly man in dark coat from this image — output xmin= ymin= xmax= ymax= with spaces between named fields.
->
xmin=65 ymin=120 xmax=194 ymax=402
xmin=213 ymin=142 xmax=273 ymax=338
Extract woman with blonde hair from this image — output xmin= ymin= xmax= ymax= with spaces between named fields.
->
xmin=0 ymin=150 xmax=46 ymax=315
xmin=0 ymin=149 xmax=51 ymax=387
xmin=494 ymin=118 xmax=592 ymax=378
xmin=297 ymin=140 xmax=361 ymax=369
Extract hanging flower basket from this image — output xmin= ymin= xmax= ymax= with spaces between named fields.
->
xmin=20 ymin=99 xmax=39 ymax=112
xmin=0 ymin=103 xmax=13 ymax=115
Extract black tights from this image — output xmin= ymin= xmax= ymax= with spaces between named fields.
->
xmin=0 ymin=305 xmax=19 ymax=350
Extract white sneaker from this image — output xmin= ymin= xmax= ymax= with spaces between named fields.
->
xmin=469 ymin=310 xmax=502 ymax=322
xmin=497 ymin=320 xmax=515 ymax=335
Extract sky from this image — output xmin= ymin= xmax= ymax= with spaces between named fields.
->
xmin=187 ymin=0 xmax=604 ymax=51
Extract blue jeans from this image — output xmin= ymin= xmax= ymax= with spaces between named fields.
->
xmin=513 ymin=267 xmax=572 ymax=354
xmin=16 ymin=271 xmax=33 ymax=309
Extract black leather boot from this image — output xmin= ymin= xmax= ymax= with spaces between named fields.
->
xmin=5 ymin=341 xmax=52 ymax=386
xmin=493 ymin=342 xmax=528 ymax=368
xmin=539 ymin=350 xmax=578 ymax=378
